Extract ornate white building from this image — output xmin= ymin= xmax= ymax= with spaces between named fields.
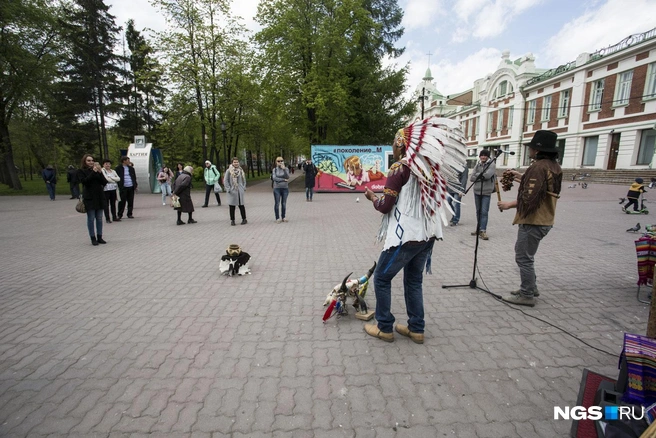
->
xmin=411 ymin=28 xmax=656 ymax=170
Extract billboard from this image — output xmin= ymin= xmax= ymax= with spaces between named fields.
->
xmin=311 ymin=145 xmax=393 ymax=193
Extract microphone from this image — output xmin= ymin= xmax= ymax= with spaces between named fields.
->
xmin=496 ymin=150 xmax=515 ymax=155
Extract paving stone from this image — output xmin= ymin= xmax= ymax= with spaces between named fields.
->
xmin=0 ymin=181 xmax=648 ymax=436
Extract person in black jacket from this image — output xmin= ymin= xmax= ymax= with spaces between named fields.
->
xmin=302 ymin=158 xmax=318 ymax=202
xmin=115 ymin=156 xmax=138 ymax=219
xmin=66 ymin=165 xmax=79 ymax=199
xmin=77 ymin=154 xmax=107 ymax=246
xmin=42 ymin=165 xmax=57 ymax=201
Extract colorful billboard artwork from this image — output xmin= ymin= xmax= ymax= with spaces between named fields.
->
xmin=312 ymin=145 xmax=393 ymax=193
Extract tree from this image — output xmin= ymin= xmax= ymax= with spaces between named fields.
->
xmin=255 ymin=0 xmax=412 ymax=145
xmin=58 ymin=0 xmax=126 ymax=160
xmin=0 ymin=0 xmax=61 ymax=189
xmin=115 ymin=19 xmax=165 ymax=141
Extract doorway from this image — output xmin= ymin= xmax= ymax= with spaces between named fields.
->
xmin=607 ymin=133 xmax=621 ymax=170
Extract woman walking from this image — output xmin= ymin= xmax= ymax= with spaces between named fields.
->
xmin=158 ymin=166 xmax=174 ymax=206
xmin=175 ymin=163 xmax=184 ymax=179
xmin=272 ymin=156 xmax=290 ymax=223
xmin=77 ymin=154 xmax=107 ymax=245
xmin=172 ymin=166 xmax=196 ymax=225
xmin=101 ymin=159 xmax=120 ymax=223
xmin=223 ymin=157 xmax=247 ymax=225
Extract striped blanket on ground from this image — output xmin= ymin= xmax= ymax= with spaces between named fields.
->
xmin=623 ymin=332 xmax=656 ymax=405
xmin=635 ymin=236 xmax=656 ymax=285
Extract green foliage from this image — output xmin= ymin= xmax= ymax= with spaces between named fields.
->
xmin=254 ymin=0 xmax=411 ymax=145
xmin=0 ymin=0 xmax=62 ymax=189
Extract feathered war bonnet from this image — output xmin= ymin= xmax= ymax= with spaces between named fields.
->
xmin=397 ymin=117 xmax=468 ymax=225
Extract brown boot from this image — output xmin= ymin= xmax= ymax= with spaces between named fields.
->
xmin=395 ymin=325 xmax=424 ymax=344
xmin=364 ymin=324 xmax=394 ymax=342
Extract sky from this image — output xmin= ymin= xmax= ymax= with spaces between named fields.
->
xmin=106 ymin=0 xmax=656 ymax=99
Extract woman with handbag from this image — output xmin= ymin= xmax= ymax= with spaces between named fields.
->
xmin=77 ymin=154 xmax=107 ymax=246
xmin=172 ymin=165 xmax=196 ymax=225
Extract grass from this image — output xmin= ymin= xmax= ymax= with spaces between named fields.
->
xmin=0 ymin=172 xmax=272 ymax=196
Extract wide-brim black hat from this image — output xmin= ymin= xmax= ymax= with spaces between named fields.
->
xmin=524 ymin=130 xmax=558 ymax=152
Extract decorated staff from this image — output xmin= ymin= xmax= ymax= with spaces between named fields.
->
xmin=322 ymin=262 xmax=376 ymax=322
xmin=495 ymin=176 xmax=503 ymax=212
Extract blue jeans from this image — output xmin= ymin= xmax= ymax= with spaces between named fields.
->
xmin=86 ymin=208 xmax=103 ymax=238
xmin=161 ymin=182 xmax=172 ymax=203
xmin=515 ymin=224 xmax=551 ymax=296
xmin=305 ymin=187 xmax=314 ymax=200
xmin=373 ymin=240 xmax=435 ymax=333
xmin=474 ymin=194 xmax=491 ymax=231
xmin=45 ymin=183 xmax=55 ymax=200
xmin=273 ymin=188 xmax=289 ymax=220
xmin=448 ymin=193 xmax=461 ymax=224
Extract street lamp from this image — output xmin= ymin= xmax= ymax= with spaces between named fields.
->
xmin=419 ymin=87 xmax=429 ymax=119
xmin=221 ymin=122 xmax=227 ymax=170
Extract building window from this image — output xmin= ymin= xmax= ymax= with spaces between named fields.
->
xmin=555 ymin=139 xmax=565 ymax=165
xmin=497 ymin=108 xmax=504 ymax=131
xmin=541 ymin=95 xmax=551 ymax=121
xmin=637 ymin=129 xmax=656 ymax=165
xmin=558 ymin=90 xmax=570 ymax=118
xmin=500 ymin=145 xmax=509 ymax=166
xmin=487 ymin=112 xmax=493 ymax=133
xmin=508 ymin=106 xmax=514 ymax=128
xmin=590 ymin=79 xmax=604 ymax=111
xmin=582 ymin=136 xmax=598 ymax=166
xmin=646 ymin=63 xmax=656 ymax=99
xmin=615 ymin=70 xmax=633 ymax=106
xmin=498 ymin=81 xmax=507 ymax=97
xmin=522 ymin=145 xmax=532 ymax=166
xmin=527 ymin=100 xmax=536 ymax=124
xmin=467 ymin=118 xmax=473 ymax=137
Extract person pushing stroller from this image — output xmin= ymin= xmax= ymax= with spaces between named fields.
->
xmin=623 ymin=178 xmax=647 ymax=212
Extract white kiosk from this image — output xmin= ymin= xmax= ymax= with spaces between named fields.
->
xmin=126 ymin=135 xmax=164 ymax=193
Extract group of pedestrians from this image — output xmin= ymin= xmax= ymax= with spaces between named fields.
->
xmin=77 ymin=155 xmax=138 ymax=245
xmin=170 ymin=158 xmax=248 ymax=226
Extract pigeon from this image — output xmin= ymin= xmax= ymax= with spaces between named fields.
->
xmin=581 ymin=183 xmax=588 ymax=189
xmin=568 ymin=184 xmax=577 ymax=188
xmin=619 ymin=197 xmax=626 ymax=204
xmin=626 ymin=223 xmax=641 ymax=233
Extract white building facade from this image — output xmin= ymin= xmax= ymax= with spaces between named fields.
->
xmin=411 ymin=27 xmax=656 ymax=170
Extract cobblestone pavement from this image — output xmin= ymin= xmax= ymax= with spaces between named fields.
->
xmin=0 ymin=175 xmax=649 ymax=437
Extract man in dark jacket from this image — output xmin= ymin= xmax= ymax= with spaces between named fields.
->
xmin=42 ymin=165 xmax=57 ymax=201
xmin=66 ymin=165 xmax=79 ymax=199
xmin=302 ymin=158 xmax=318 ymax=202
xmin=115 ymin=156 xmax=138 ymax=219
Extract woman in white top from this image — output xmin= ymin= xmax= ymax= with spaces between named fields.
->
xmin=157 ymin=166 xmax=174 ymax=205
xmin=101 ymin=159 xmax=121 ymax=223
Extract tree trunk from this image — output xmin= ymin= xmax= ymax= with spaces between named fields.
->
xmin=0 ymin=119 xmax=23 ymax=189
xmin=98 ymin=86 xmax=109 ymax=159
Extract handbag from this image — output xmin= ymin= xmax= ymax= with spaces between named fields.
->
xmin=75 ymin=198 xmax=86 ymax=214
xmin=214 ymin=182 xmax=223 ymax=193
xmin=171 ymin=196 xmax=181 ymax=208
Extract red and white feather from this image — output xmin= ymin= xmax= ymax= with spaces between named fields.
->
xmin=401 ymin=117 xmax=467 ymax=225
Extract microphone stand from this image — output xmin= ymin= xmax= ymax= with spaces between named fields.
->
xmin=442 ymin=150 xmax=503 ymax=299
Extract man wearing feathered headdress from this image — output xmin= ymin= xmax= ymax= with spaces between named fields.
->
xmin=363 ymin=117 xmax=467 ymax=344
